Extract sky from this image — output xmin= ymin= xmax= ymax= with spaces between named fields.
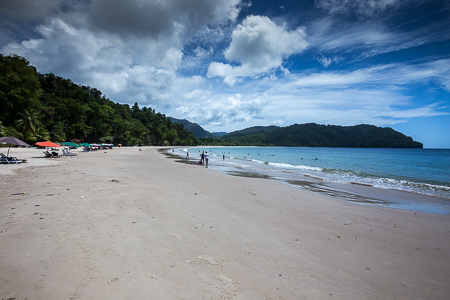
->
xmin=1 ymin=0 xmax=449 ymax=148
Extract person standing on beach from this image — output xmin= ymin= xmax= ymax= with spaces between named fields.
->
xmin=205 ymin=152 xmax=209 ymax=168
xmin=186 ymin=152 xmax=189 ymax=160
xmin=200 ymin=151 xmax=205 ymax=165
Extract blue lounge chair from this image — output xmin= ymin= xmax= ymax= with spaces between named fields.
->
xmin=0 ymin=153 xmax=27 ymax=164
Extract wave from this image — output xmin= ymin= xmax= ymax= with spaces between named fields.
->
xmin=319 ymin=171 xmax=450 ymax=199
xmin=249 ymin=159 xmax=323 ymax=171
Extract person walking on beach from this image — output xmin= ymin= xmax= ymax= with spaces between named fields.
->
xmin=205 ymin=152 xmax=209 ymax=168
xmin=186 ymin=152 xmax=189 ymax=160
xmin=200 ymin=151 xmax=205 ymax=166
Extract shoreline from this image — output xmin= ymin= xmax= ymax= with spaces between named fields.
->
xmin=1 ymin=147 xmax=449 ymax=299
xmin=168 ymin=148 xmax=450 ymax=215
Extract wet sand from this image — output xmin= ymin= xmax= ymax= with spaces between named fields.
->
xmin=1 ymin=147 xmax=449 ymax=299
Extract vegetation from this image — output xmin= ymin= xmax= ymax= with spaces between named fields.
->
xmin=168 ymin=117 xmax=215 ymax=138
xmin=0 ymin=54 xmax=196 ymax=146
xmin=1 ymin=53 xmax=423 ymax=148
xmin=221 ymin=126 xmax=280 ymax=138
xmin=197 ymin=123 xmax=423 ymax=148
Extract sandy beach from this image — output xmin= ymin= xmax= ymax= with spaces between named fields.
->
xmin=1 ymin=147 xmax=449 ymax=299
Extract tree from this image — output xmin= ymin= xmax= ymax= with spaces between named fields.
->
xmin=166 ymin=129 xmax=178 ymax=146
xmin=0 ymin=121 xmax=6 ymax=137
xmin=49 ymin=122 xmax=66 ymax=142
xmin=0 ymin=54 xmax=42 ymax=125
xmin=15 ymin=109 xmax=43 ymax=142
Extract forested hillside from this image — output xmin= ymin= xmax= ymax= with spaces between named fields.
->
xmin=168 ymin=117 xmax=214 ymax=138
xmin=222 ymin=126 xmax=280 ymax=138
xmin=199 ymin=123 xmax=423 ymax=148
xmin=0 ymin=54 xmax=196 ymax=146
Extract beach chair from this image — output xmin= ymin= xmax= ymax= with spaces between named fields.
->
xmin=0 ymin=157 xmax=25 ymax=164
xmin=44 ymin=151 xmax=60 ymax=158
xmin=0 ymin=153 xmax=27 ymax=163
xmin=63 ymin=148 xmax=77 ymax=156
xmin=67 ymin=148 xmax=77 ymax=156
xmin=0 ymin=157 xmax=21 ymax=164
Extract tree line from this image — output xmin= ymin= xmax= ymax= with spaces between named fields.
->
xmin=0 ymin=54 xmax=196 ymax=146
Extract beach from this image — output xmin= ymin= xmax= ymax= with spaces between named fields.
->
xmin=1 ymin=147 xmax=449 ymax=299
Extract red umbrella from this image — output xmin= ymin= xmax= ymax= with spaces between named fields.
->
xmin=0 ymin=136 xmax=30 ymax=157
xmin=35 ymin=141 xmax=60 ymax=148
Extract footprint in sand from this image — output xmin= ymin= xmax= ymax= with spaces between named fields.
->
xmin=166 ymin=231 xmax=183 ymax=240
xmin=216 ymin=274 xmax=238 ymax=297
xmin=198 ymin=255 xmax=219 ymax=265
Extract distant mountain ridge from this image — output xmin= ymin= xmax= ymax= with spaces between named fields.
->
xmin=168 ymin=118 xmax=279 ymax=139
xmin=168 ymin=117 xmax=215 ymax=138
xmin=222 ymin=126 xmax=280 ymax=138
xmin=211 ymin=132 xmax=227 ymax=136
xmin=221 ymin=123 xmax=423 ymax=148
xmin=169 ymin=118 xmax=422 ymax=148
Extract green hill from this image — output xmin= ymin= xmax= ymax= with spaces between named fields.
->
xmin=168 ymin=117 xmax=214 ymax=138
xmin=204 ymin=123 xmax=423 ymax=148
xmin=222 ymin=126 xmax=280 ymax=138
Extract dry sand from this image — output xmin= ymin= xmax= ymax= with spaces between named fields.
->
xmin=1 ymin=147 xmax=449 ymax=299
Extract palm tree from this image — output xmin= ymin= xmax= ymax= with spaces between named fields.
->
xmin=0 ymin=121 xmax=6 ymax=137
xmin=15 ymin=109 xmax=43 ymax=142
xmin=36 ymin=127 xmax=50 ymax=142
xmin=49 ymin=122 xmax=66 ymax=142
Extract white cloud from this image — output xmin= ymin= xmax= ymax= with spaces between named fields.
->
xmin=172 ymin=90 xmax=269 ymax=129
xmin=276 ymin=60 xmax=450 ymax=93
xmin=308 ymin=18 xmax=396 ymax=54
xmin=194 ymin=46 xmax=214 ymax=59
xmin=207 ymin=62 xmax=238 ymax=85
xmin=315 ymin=0 xmax=404 ymax=19
xmin=314 ymin=55 xmax=343 ymax=67
xmin=263 ymin=86 xmax=447 ymax=130
xmin=207 ymin=15 xmax=308 ymax=85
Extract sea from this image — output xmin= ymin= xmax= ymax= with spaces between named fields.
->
xmin=171 ymin=147 xmax=450 ymax=214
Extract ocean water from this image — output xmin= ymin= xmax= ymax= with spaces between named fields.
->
xmin=174 ymin=147 xmax=450 ymax=213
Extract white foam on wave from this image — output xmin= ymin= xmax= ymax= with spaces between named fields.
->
xmin=268 ymin=162 xmax=322 ymax=171
xmin=322 ymin=172 xmax=450 ymax=198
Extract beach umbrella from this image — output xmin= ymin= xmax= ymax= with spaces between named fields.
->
xmin=80 ymin=143 xmax=92 ymax=147
xmin=62 ymin=142 xmax=80 ymax=147
xmin=0 ymin=136 xmax=30 ymax=157
xmin=35 ymin=141 xmax=60 ymax=148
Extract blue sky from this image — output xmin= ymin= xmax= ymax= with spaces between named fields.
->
xmin=1 ymin=0 xmax=449 ymax=147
